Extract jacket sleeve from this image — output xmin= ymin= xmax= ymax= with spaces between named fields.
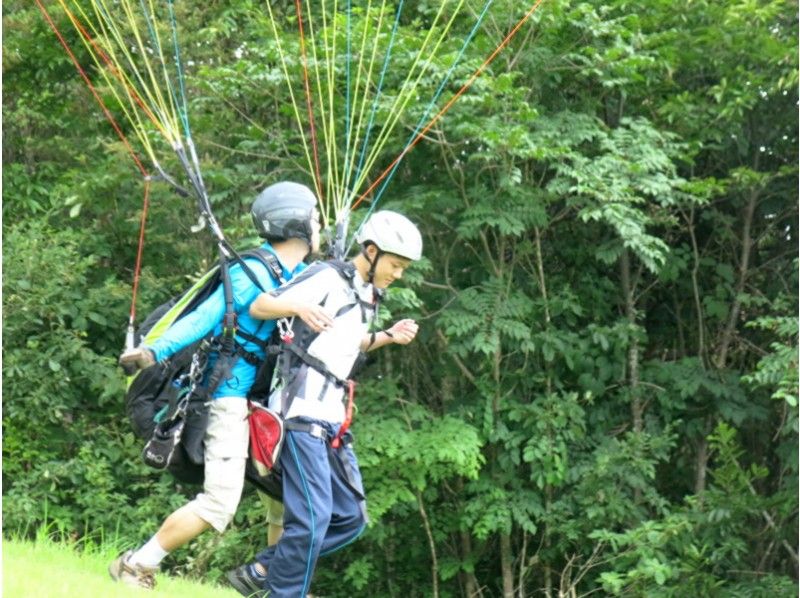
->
xmin=230 ymin=259 xmax=276 ymax=312
xmin=146 ymin=284 xmax=225 ymax=362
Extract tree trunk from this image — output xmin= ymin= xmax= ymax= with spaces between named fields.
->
xmin=460 ymin=529 xmax=482 ymax=597
xmin=620 ymin=250 xmax=643 ymax=434
xmin=417 ymin=490 xmax=439 ymax=598
xmin=685 ymin=206 xmax=708 ymax=365
xmin=715 ymin=191 xmax=758 ymax=369
xmin=694 ymin=434 xmax=708 ymax=495
xmin=500 ymin=532 xmax=515 ymax=598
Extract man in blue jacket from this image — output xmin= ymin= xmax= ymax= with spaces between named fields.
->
xmin=110 ymin=181 xmax=321 ymax=589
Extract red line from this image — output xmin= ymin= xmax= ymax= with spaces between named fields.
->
xmin=352 ymin=0 xmax=545 ymax=209
xmin=62 ymin=6 xmax=164 ymax=132
xmin=294 ymin=0 xmax=325 ymax=205
xmin=35 ymin=0 xmax=151 ymax=324
xmin=129 ymin=178 xmax=152 ymax=324
xmin=35 ymin=0 xmax=149 ymax=176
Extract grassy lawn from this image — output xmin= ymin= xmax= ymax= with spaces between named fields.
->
xmin=3 ymin=536 xmax=243 ymax=598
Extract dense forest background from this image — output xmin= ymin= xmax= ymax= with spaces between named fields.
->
xmin=3 ymin=1 xmax=798 ymax=596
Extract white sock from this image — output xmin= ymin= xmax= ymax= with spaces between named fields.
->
xmin=129 ymin=536 xmax=169 ymax=568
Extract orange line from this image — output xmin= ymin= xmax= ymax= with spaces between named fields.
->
xmin=352 ymin=0 xmax=545 ymax=209
xmin=36 ymin=0 xmax=149 ymax=175
xmin=60 ymin=3 xmax=167 ymax=138
xmin=35 ymin=0 xmax=152 ymax=323
xmin=295 ymin=0 xmax=325 ymax=205
xmin=129 ymin=178 xmax=152 ymax=323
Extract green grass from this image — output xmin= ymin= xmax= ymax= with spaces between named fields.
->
xmin=3 ymin=535 xmax=243 ymax=598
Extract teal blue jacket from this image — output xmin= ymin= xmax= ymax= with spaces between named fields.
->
xmin=146 ymin=243 xmax=305 ymax=399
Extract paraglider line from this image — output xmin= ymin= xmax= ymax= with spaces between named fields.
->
xmin=35 ymin=0 xmax=152 ymax=326
xmin=352 ymin=0 xmax=545 ymax=210
xmin=295 ymin=0 xmax=326 ymax=205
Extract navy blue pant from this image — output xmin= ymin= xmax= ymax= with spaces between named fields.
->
xmin=255 ymin=419 xmax=366 ymax=597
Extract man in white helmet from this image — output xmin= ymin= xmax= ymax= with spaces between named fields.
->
xmin=226 ymin=210 xmax=422 ymax=598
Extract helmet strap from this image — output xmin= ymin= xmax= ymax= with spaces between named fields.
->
xmin=361 ymin=244 xmax=383 ymax=285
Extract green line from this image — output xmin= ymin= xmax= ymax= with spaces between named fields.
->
xmin=65 ymin=0 xmax=176 ymax=153
xmin=304 ymin=0 xmax=335 ymax=218
xmin=340 ymin=0 xmax=379 ymax=204
xmin=353 ymin=0 xmax=466 ymax=195
xmin=87 ymin=0 xmax=182 ymax=143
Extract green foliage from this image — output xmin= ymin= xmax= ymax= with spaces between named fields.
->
xmin=743 ymin=311 xmax=799 ymax=409
xmin=590 ymin=422 xmax=796 ymax=596
xmin=3 ymin=0 xmax=797 ymax=596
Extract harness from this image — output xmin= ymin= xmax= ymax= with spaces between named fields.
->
xmin=203 ymin=248 xmax=287 ymax=396
xmin=272 ymin=260 xmax=382 ymax=449
xmin=140 ymin=248 xmax=288 ymax=480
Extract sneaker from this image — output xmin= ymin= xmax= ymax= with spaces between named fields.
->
xmin=109 ymin=549 xmax=158 ymax=589
xmin=226 ymin=563 xmax=268 ymax=597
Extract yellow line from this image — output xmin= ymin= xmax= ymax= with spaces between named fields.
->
xmin=263 ymin=2 xmax=322 ymax=221
xmin=59 ymin=0 xmax=160 ymax=161
xmin=353 ymin=0 xmax=466 ymax=196
xmin=341 ymin=0 xmax=384 ymax=205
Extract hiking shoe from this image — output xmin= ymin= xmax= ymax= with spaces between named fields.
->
xmin=109 ymin=549 xmax=157 ymax=589
xmin=226 ymin=563 xmax=268 ymax=597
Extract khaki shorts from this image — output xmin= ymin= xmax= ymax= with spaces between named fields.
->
xmin=186 ymin=396 xmax=249 ymax=532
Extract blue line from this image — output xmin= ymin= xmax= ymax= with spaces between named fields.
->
xmin=137 ymin=0 xmax=183 ymax=129
xmin=319 ymin=522 xmax=366 ymax=557
xmin=351 ymin=0 xmax=495 ymax=244
xmin=287 ymin=434 xmax=316 ymax=596
xmin=351 ymin=0 xmax=405 ymax=197
xmin=166 ymin=0 xmax=192 ymax=139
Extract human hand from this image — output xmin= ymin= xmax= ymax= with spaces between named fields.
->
xmin=386 ymin=319 xmax=419 ymax=345
xmin=119 ymin=346 xmax=156 ymax=374
xmin=295 ymin=303 xmax=334 ymax=333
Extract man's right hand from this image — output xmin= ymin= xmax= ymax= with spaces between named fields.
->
xmin=295 ymin=304 xmax=334 ymax=333
xmin=119 ymin=346 xmax=156 ymax=374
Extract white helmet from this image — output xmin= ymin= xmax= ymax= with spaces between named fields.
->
xmin=355 ymin=210 xmax=422 ymax=261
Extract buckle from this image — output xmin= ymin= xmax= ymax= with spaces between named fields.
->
xmin=308 ymin=423 xmax=326 ymax=440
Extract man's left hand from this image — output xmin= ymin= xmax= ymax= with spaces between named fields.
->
xmin=387 ymin=319 xmax=419 ymax=345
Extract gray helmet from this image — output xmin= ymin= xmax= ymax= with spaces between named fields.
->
xmin=250 ymin=181 xmax=317 ymax=245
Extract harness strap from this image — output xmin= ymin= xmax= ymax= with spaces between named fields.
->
xmin=237 ymin=248 xmax=287 ymax=289
xmin=331 ymin=381 xmax=355 ymax=449
xmin=284 ymin=420 xmax=328 ymax=440
xmin=236 ymin=327 xmax=268 ymax=351
xmin=220 ymin=257 xmax=237 ymax=338
xmin=283 ymin=342 xmax=349 ymax=388
xmin=205 ymin=247 xmax=288 ymax=391
xmin=233 ymin=342 xmax=262 ymax=367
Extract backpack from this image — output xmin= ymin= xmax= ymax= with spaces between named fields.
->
xmin=125 ymin=248 xmax=286 ymax=483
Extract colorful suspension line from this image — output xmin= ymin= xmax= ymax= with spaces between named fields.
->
xmin=57 ymin=1 xmax=189 ymax=194
xmin=338 ymin=0 xmax=388 ymax=208
xmin=349 ymin=0 xmax=405 ymax=204
xmin=74 ymin=0 xmax=183 ymax=150
xmin=347 ymin=0 xmax=460 ymax=200
xmin=343 ymin=0 xmax=353 ymax=190
xmin=261 ymin=0 xmax=323 ymax=225
xmin=166 ymin=0 xmax=210 ymax=208
xmin=351 ymin=0 xmax=495 ymax=242
xmin=294 ymin=0 xmax=326 ymax=207
xmin=35 ymin=0 xmax=152 ymax=350
xmin=351 ymin=0 xmax=547 ymax=212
